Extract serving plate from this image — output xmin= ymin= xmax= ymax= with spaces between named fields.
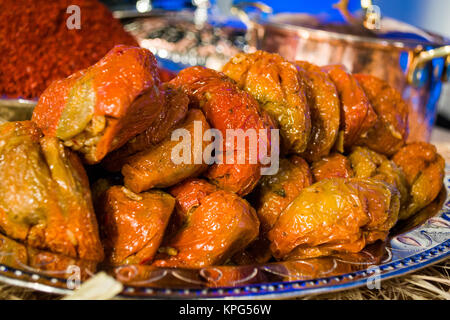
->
xmin=0 ymin=166 xmax=448 ymax=299
xmin=0 ymin=99 xmax=449 ymax=299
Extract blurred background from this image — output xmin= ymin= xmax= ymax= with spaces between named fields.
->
xmin=101 ymin=0 xmax=450 ymax=37
xmin=100 ymin=0 xmax=450 ymax=129
xmin=1 ymin=0 xmax=448 ymax=135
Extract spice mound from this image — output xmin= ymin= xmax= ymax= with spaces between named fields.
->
xmin=0 ymin=0 xmax=138 ymax=99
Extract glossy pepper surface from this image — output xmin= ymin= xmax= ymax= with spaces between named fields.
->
xmin=0 ymin=121 xmax=103 ymax=261
xmin=32 ymin=45 xmax=164 ymax=164
xmin=170 ymin=66 xmax=276 ymax=196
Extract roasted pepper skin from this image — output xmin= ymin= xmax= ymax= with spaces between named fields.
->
xmin=311 ymin=153 xmax=354 ymax=182
xmin=103 ymin=83 xmax=189 ymax=171
xmin=392 ymin=142 xmax=445 ymax=219
xmin=98 ymin=186 xmax=175 ymax=265
xmin=231 ymin=237 xmax=274 ymax=265
xmin=0 ymin=233 xmax=28 ymax=269
xmin=0 ymin=121 xmax=103 ymax=262
xmin=349 ymin=146 xmax=409 ymax=209
xmin=295 ymin=61 xmax=340 ymax=161
xmin=268 ymin=178 xmax=399 ymax=260
xmin=233 ymin=156 xmax=312 ymax=264
xmin=32 ymin=45 xmax=164 ymax=164
xmin=170 ymin=66 xmax=276 ymax=196
xmin=165 ymin=178 xmax=218 ymax=241
xmin=170 ymin=158 xmax=311 ymax=266
xmin=354 ymin=74 xmax=409 ymax=156
xmin=121 ymin=109 xmax=211 ymax=193
xmin=169 ymin=179 xmax=218 ymax=214
xmin=223 ymin=51 xmax=311 ymax=154
xmin=322 ymin=65 xmax=377 ymax=151
xmin=153 ymin=190 xmax=259 ymax=268
xmin=256 ymin=156 xmax=312 ymax=234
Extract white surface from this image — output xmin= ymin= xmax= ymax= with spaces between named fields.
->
xmin=431 ymin=126 xmax=450 ymax=162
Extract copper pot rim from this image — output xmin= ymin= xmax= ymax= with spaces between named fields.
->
xmin=263 ymin=20 xmax=450 ymax=51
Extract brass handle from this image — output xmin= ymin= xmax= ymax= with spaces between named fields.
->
xmin=334 ymin=0 xmax=380 ymax=30
xmin=445 ymin=55 xmax=450 ymax=82
xmin=230 ymin=2 xmax=272 ymax=52
xmin=407 ymin=45 xmax=450 ymax=86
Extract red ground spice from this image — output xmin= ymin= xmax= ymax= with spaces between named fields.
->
xmin=0 ymin=0 xmax=139 ymax=99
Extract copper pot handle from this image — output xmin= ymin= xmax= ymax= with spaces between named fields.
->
xmin=230 ymin=2 xmax=272 ymax=52
xmin=407 ymin=45 xmax=450 ymax=87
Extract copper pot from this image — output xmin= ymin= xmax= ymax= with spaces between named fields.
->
xmin=234 ymin=2 xmax=450 ymax=142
